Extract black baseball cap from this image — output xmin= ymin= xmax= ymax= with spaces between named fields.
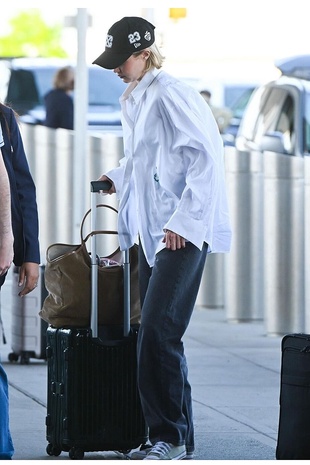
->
xmin=93 ymin=16 xmax=155 ymax=70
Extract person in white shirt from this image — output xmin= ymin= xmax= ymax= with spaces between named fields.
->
xmin=93 ymin=16 xmax=232 ymax=461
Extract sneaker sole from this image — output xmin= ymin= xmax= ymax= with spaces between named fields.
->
xmin=129 ymin=448 xmax=194 ymax=460
xmin=144 ymin=450 xmax=186 ymax=460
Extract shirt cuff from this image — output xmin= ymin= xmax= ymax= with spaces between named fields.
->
xmin=164 ymin=210 xmax=206 ymax=250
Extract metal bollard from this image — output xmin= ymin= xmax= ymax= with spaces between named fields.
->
xmin=196 ymin=253 xmax=225 ymax=308
xmin=305 ymin=157 xmax=310 ymax=333
xmin=224 ymin=146 xmax=264 ymax=322
xmin=23 ymin=124 xmax=75 ymax=255
xmin=264 ymin=151 xmax=304 ymax=336
xmin=21 ymin=124 xmax=124 ymax=259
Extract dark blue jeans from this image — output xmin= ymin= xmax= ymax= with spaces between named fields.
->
xmin=137 ymin=242 xmax=208 ymax=451
xmin=0 ymin=365 xmax=14 ymax=459
xmin=0 ymin=273 xmax=14 ymax=459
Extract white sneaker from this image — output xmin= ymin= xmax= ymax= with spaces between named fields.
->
xmin=130 ymin=445 xmax=194 ymax=460
xmin=143 ymin=442 xmax=186 ymax=460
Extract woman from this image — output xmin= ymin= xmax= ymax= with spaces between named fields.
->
xmin=0 ymin=102 xmax=40 ymax=459
xmin=44 ymin=66 xmax=74 ymax=130
xmin=93 ymin=17 xmax=231 ymax=460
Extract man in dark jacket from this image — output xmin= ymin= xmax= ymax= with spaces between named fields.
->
xmin=0 ymin=103 xmax=40 ymax=294
xmin=0 ymin=102 xmax=40 ymax=460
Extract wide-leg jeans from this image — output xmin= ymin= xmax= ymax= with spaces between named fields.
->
xmin=0 ymin=275 xmax=14 ymax=459
xmin=0 ymin=364 xmax=14 ymax=459
xmin=137 ymin=242 xmax=208 ymax=451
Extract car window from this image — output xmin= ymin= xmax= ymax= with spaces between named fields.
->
xmin=224 ymin=86 xmax=255 ymax=110
xmin=230 ymin=88 xmax=256 ymax=119
xmin=6 ymin=67 xmax=58 ymax=112
xmin=304 ymin=92 xmax=310 ymax=154
xmin=33 ymin=67 xmax=125 ymax=107
xmin=274 ymin=94 xmax=295 ymax=154
xmin=237 ymin=85 xmax=270 ymax=141
xmin=7 ymin=66 xmax=126 ymax=110
xmin=253 ymin=88 xmax=295 ymax=154
xmin=33 ymin=68 xmax=56 ymax=103
xmin=88 ymin=68 xmax=126 ymax=106
xmin=7 ymin=70 xmax=39 ymax=107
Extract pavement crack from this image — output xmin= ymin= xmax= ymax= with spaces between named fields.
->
xmin=9 ymin=380 xmax=47 ymax=408
xmin=192 ymin=398 xmax=277 ymax=443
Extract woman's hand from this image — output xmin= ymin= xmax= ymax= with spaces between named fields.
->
xmin=162 ymin=230 xmax=186 ymax=250
xmin=98 ymin=175 xmax=116 ymax=195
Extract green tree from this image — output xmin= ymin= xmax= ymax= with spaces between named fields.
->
xmin=0 ymin=10 xmax=68 ymax=57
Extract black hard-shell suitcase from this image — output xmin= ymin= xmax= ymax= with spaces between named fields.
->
xmin=276 ymin=333 xmax=310 ymax=459
xmin=45 ymin=181 xmax=147 ymax=460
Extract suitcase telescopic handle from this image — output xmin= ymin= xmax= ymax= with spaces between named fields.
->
xmin=90 ymin=181 xmax=130 ymax=338
xmin=90 ymin=180 xmax=112 ymax=193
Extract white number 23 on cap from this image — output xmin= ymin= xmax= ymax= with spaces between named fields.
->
xmin=128 ymin=31 xmax=141 ymax=44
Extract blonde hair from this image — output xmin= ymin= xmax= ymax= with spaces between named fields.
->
xmin=133 ymin=42 xmax=165 ymax=71
xmin=53 ymin=66 xmax=74 ymax=91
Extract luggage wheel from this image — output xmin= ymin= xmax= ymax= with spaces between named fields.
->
xmin=46 ymin=443 xmax=61 ymax=456
xmin=20 ymin=352 xmax=30 ymax=364
xmin=8 ymin=352 xmax=19 ymax=363
xmin=8 ymin=352 xmax=31 ymax=364
xmin=69 ymin=447 xmax=84 ymax=460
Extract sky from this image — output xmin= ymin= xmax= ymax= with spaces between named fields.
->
xmin=1 ymin=2 xmax=308 ymax=90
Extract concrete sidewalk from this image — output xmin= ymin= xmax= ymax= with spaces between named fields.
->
xmin=0 ymin=272 xmax=281 ymax=461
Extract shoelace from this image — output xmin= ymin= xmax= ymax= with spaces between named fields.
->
xmin=147 ymin=442 xmax=171 ymax=457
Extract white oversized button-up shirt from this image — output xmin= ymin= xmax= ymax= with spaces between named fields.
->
xmin=106 ymin=68 xmax=232 ymax=267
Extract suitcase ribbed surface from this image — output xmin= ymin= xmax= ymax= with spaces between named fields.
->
xmin=46 ymin=326 xmax=147 ymax=453
xmin=276 ymin=334 xmax=310 ymax=460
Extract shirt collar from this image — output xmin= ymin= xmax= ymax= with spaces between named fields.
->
xmin=121 ymin=68 xmax=161 ymax=105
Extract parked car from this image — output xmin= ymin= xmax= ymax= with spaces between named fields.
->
xmin=235 ymin=55 xmax=310 ymax=157
xmin=221 ymin=86 xmax=258 ymax=145
xmin=1 ymin=57 xmax=127 ymax=129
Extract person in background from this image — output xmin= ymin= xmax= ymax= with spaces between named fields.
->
xmin=44 ymin=66 xmax=74 ymax=130
xmin=93 ymin=16 xmax=231 ymax=460
xmin=0 ymin=101 xmax=40 ymax=459
xmin=200 ymin=89 xmax=232 ymax=134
